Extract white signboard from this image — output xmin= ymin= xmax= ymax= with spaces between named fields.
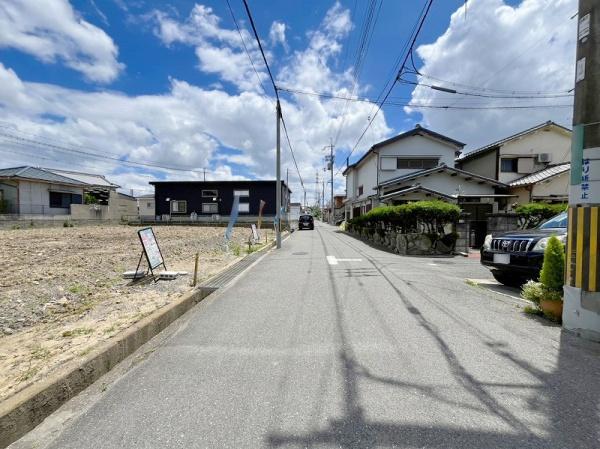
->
xmin=579 ymin=13 xmax=590 ymax=41
xmin=571 ymin=147 xmax=600 ymax=204
xmin=251 ymin=223 xmax=260 ymax=241
xmin=138 ymin=227 xmax=164 ymax=269
xmin=576 ymin=58 xmax=586 ymax=83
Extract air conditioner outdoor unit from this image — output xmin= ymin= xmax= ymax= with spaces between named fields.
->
xmin=537 ymin=153 xmax=552 ymax=163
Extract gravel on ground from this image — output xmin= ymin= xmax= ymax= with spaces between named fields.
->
xmin=0 ymin=224 xmax=266 ymax=402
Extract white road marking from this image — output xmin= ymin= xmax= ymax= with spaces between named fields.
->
xmin=327 ymin=255 xmax=362 ymax=265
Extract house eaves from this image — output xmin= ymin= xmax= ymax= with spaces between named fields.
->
xmin=456 ymin=120 xmax=572 ymax=163
xmin=380 ymin=184 xmax=457 ymax=201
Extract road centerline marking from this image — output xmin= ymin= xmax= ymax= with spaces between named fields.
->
xmin=327 ymin=255 xmax=362 ymax=265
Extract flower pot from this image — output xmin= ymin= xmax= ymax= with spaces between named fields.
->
xmin=540 ymin=298 xmax=563 ymax=321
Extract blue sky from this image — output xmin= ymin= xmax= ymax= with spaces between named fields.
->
xmin=0 ymin=0 xmax=576 ymax=200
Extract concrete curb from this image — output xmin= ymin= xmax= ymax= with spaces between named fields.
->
xmin=0 ymin=235 xmax=285 ymax=448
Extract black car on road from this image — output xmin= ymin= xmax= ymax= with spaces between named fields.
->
xmin=298 ymin=214 xmax=314 ymax=230
xmin=480 ymin=212 xmax=567 ymax=287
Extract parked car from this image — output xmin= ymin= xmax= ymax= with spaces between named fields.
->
xmin=480 ymin=211 xmax=567 ymax=287
xmin=298 ymin=214 xmax=314 ymax=230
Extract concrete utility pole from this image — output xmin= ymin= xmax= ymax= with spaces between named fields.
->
xmin=275 ymin=102 xmax=281 ymax=249
xmin=322 ymin=171 xmax=325 ymax=221
xmin=328 ymin=143 xmax=335 ymax=225
xmin=323 ymin=144 xmax=335 ymax=224
xmin=564 ymin=0 xmax=600 ymax=341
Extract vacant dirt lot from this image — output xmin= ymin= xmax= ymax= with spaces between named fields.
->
xmin=0 ymin=224 xmax=257 ymax=401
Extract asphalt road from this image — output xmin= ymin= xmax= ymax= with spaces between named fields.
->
xmin=13 ymin=222 xmax=600 ymax=449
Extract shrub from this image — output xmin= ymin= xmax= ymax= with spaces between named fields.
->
xmin=515 ymin=203 xmax=567 ymax=229
xmin=539 ymin=235 xmax=565 ymax=294
xmin=84 ymin=193 xmax=98 ymax=205
xmin=348 ymin=200 xmax=460 ymax=235
xmin=521 ymin=280 xmax=545 ymax=305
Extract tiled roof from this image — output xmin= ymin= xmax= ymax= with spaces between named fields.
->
xmin=457 ymin=121 xmax=571 ymax=163
xmin=0 ymin=166 xmax=87 ymax=185
xmin=509 ymin=163 xmax=570 ymax=187
xmin=49 ymin=169 xmax=119 ymax=188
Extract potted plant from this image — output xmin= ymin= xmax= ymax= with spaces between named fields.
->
xmin=538 ymin=235 xmax=565 ymax=320
xmin=522 ymin=236 xmax=564 ymax=320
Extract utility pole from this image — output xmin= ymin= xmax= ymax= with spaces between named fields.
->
xmin=275 ymin=102 xmax=281 ymax=249
xmin=324 ymin=142 xmax=335 ymax=225
xmin=203 ymin=168 xmax=206 ymax=182
xmin=564 ymin=0 xmax=600 ymax=341
xmin=322 ymin=173 xmax=325 ymax=221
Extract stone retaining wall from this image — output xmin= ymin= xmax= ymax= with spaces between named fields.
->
xmin=348 ymin=228 xmax=455 ymax=255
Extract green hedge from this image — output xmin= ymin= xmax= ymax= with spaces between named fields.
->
xmin=348 ymin=200 xmax=461 ymax=234
xmin=515 ymin=202 xmax=567 ymax=229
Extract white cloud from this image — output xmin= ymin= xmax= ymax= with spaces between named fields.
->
xmin=0 ymin=3 xmax=391 ymax=203
xmin=150 ymin=4 xmax=268 ymax=92
xmin=407 ymin=0 xmax=576 ymax=151
xmin=269 ymin=21 xmax=288 ymax=51
xmin=0 ymin=0 xmax=123 ymax=83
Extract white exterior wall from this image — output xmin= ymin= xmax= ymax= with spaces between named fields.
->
xmin=378 ymin=135 xmax=458 ymax=184
xmin=138 ymin=198 xmax=155 ymax=216
xmin=345 ymin=171 xmax=356 ymax=200
xmin=498 ymin=128 xmax=571 ymax=183
xmin=18 ymin=180 xmax=83 ymax=215
xmin=354 ymin=153 xmax=378 ymax=201
xmin=531 ymin=172 xmax=569 ymax=200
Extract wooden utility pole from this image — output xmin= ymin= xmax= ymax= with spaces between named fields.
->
xmin=564 ymin=0 xmax=600 ymax=341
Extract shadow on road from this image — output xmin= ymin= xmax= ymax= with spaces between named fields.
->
xmin=265 ymin=228 xmax=600 ymax=449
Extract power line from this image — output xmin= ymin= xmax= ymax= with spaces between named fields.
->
xmin=403 ymin=68 xmax=573 ymax=95
xmin=241 ymin=0 xmax=279 ymax=101
xmin=333 ymin=0 xmax=383 ymax=147
xmin=280 ymin=115 xmax=305 ymax=189
xmin=0 ymin=130 xmax=210 ymax=174
xmin=224 ymin=0 xmax=271 ymax=99
xmin=337 ymin=0 xmax=435 ymax=174
xmin=241 ymin=0 xmax=305 ymax=197
xmin=279 ymin=86 xmax=574 ymax=105
xmin=396 ymin=78 xmax=574 ymax=99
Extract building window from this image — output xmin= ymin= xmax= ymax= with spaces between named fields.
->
xmin=234 ymin=189 xmax=250 ymax=197
xmin=171 ymin=200 xmax=187 ymax=214
xmin=146 ymin=202 xmax=152 ymax=208
xmin=238 ymin=202 xmax=249 ymax=213
xmin=49 ymin=191 xmax=82 ymax=209
xmin=397 ymin=158 xmax=439 ymax=169
xmin=501 ymin=158 xmax=518 ymax=173
xmin=358 ymin=185 xmax=363 ymax=196
xmin=202 ymin=203 xmax=218 ymax=213
xmin=202 ymin=190 xmax=218 ymax=198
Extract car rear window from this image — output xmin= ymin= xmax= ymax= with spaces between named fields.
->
xmin=300 ymin=215 xmax=312 ymax=221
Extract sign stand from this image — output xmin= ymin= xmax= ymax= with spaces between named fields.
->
xmin=136 ymin=227 xmax=167 ymax=279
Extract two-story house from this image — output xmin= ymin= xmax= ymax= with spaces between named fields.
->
xmin=456 ymin=121 xmax=571 ymax=204
xmin=343 ymin=125 xmax=510 ymax=246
